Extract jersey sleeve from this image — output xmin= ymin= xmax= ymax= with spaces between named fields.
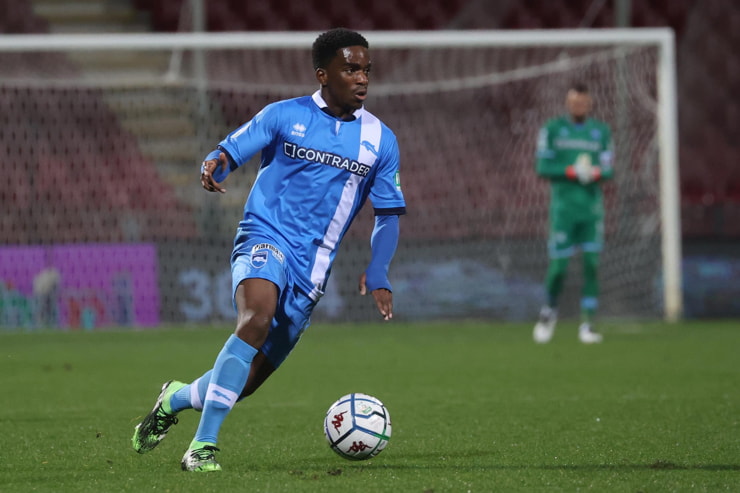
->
xmin=598 ymin=124 xmax=615 ymax=181
xmin=217 ymin=103 xmax=279 ymax=168
xmin=535 ymin=120 xmax=570 ymax=180
xmin=369 ymin=132 xmax=406 ymax=215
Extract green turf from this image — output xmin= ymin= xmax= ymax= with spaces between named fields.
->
xmin=1 ymin=320 xmax=738 ymax=492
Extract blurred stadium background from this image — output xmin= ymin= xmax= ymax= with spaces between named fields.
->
xmin=0 ymin=0 xmax=738 ymax=330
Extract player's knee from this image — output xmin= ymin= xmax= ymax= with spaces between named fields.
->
xmin=548 ymin=258 xmax=569 ymax=276
xmin=234 ymin=309 xmax=272 ymax=346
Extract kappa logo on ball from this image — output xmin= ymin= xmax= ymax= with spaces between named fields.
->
xmin=348 ymin=441 xmax=372 ymax=452
xmin=331 ymin=411 xmax=347 ymax=431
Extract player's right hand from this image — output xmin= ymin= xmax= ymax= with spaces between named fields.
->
xmin=200 ymin=152 xmax=229 ymax=193
xmin=574 ymin=153 xmax=595 ymax=184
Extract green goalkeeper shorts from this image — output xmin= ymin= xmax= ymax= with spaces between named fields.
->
xmin=548 ymin=213 xmax=604 ymax=259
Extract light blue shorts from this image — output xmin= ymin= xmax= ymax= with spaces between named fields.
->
xmin=231 ymin=236 xmax=316 ymax=368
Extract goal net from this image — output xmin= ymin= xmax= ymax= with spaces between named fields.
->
xmin=0 ymin=30 xmax=679 ymax=328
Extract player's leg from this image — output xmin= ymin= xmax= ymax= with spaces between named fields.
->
xmin=533 ymin=258 xmax=568 ymax=343
xmin=167 ymin=286 xmax=293 ymax=413
xmin=581 ymin=251 xmax=599 ymax=322
xmin=534 ymin=214 xmax=574 ymax=343
xmin=239 ymin=285 xmax=316 ymax=400
xmin=136 ymin=349 xmax=276 ymax=457
xmin=544 ymin=257 xmax=570 ymax=309
xmin=167 ymin=370 xmax=212 ymax=413
xmin=182 ymin=280 xmax=316 ymax=471
xmin=169 ymin=350 xmax=278 ymax=410
xmin=181 ymin=241 xmax=287 ymax=472
xmin=235 ymin=286 xmax=316 ymax=400
xmin=578 ymin=218 xmax=604 ymax=344
xmin=181 ymin=277 xmax=278 ymax=472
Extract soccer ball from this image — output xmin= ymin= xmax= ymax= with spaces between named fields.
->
xmin=323 ymin=393 xmax=392 ymax=460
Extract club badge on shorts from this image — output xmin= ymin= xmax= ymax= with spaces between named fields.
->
xmin=250 ymin=243 xmax=285 ymax=269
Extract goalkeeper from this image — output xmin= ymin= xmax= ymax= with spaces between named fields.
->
xmin=533 ymin=83 xmax=614 ymax=344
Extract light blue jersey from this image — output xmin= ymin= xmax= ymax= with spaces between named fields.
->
xmin=215 ymin=91 xmax=406 ymax=301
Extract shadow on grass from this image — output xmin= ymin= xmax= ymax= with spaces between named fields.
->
xmin=267 ymin=453 xmax=740 ymax=476
xmin=370 ymin=461 xmax=740 ymax=472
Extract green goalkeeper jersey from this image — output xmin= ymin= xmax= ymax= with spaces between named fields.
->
xmin=536 ymin=116 xmax=614 ymax=220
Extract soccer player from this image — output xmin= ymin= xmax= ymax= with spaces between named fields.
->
xmin=132 ymin=28 xmax=406 ymax=472
xmin=532 ymin=83 xmax=613 ymax=344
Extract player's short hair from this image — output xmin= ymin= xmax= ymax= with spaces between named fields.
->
xmin=312 ymin=28 xmax=369 ymax=70
xmin=569 ymin=82 xmax=589 ymax=94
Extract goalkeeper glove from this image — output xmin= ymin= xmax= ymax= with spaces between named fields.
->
xmin=566 ymin=154 xmax=601 ymax=184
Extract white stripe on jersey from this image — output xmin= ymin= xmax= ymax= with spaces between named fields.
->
xmin=309 ymin=111 xmax=382 ymax=301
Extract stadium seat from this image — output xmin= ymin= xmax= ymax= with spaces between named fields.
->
xmin=0 ymin=0 xmax=48 ymax=33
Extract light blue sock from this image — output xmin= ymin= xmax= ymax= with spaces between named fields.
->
xmin=193 ymin=335 xmax=258 ymax=445
xmin=169 ymin=370 xmax=213 ymax=413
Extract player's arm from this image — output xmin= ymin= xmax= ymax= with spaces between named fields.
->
xmin=359 ymin=212 xmax=402 ymax=321
xmin=535 ymin=123 xmax=570 ymax=181
xmin=201 ymin=149 xmax=235 ymax=193
xmin=200 ymin=105 xmax=276 ymax=192
xmin=596 ymin=126 xmax=615 ymax=181
xmin=359 ymin=135 xmax=406 ymax=320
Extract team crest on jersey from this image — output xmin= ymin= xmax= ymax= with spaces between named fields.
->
xmin=590 ymin=129 xmax=602 ymax=140
xmin=291 ymin=123 xmax=307 ymax=138
xmin=559 ymin=127 xmax=569 ymax=137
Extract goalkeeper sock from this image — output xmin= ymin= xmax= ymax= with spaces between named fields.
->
xmin=545 ymin=257 xmax=570 ymax=307
xmin=581 ymin=297 xmax=598 ymax=323
xmin=193 ymin=335 xmax=258 ymax=444
xmin=169 ymin=370 xmax=213 ymax=413
xmin=582 ymin=251 xmax=600 ymax=322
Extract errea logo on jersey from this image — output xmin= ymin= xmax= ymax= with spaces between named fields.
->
xmin=291 ymin=123 xmax=307 ymax=137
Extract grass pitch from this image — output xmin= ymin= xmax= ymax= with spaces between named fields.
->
xmin=1 ymin=319 xmax=738 ymax=492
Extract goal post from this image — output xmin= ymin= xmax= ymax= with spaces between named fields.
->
xmin=0 ymin=28 xmax=681 ymax=326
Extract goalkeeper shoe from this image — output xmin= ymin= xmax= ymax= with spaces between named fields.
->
xmin=132 ymin=380 xmax=186 ymax=454
xmin=181 ymin=444 xmax=222 ymax=472
xmin=533 ymin=306 xmax=557 ymax=344
xmin=578 ymin=323 xmax=603 ymax=344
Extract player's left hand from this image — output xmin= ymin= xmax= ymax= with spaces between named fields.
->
xmin=201 ymin=152 xmax=229 ymax=193
xmin=358 ymin=272 xmax=393 ymax=321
